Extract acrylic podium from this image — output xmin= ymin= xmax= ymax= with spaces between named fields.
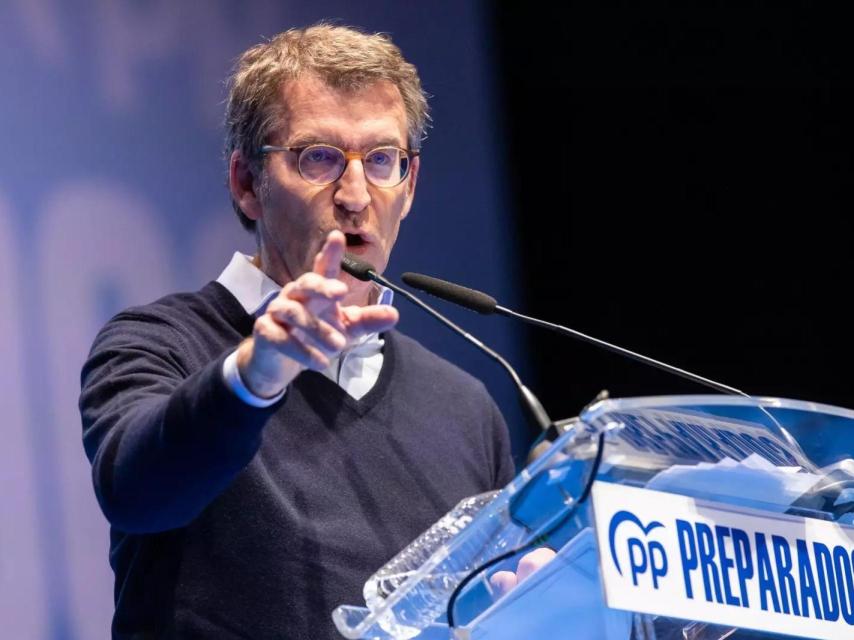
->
xmin=333 ymin=395 xmax=854 ymax=640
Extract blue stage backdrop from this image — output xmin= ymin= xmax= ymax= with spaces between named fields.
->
xmin=0 ymin=1 xmax=529 ymax=637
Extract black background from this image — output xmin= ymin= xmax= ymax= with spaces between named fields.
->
xmin=492 ymin=4 xmax=854 ymax=444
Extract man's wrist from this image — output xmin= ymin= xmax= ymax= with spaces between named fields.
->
xmin=222 ymin=349 xmax=285 ymax=407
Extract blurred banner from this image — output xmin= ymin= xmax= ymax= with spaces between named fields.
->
xmin=0 ymin=1 xmax=525 ymax=637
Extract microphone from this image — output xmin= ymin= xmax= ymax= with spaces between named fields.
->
xmin=400 ymin=272 xmax=745 ymax=397
xmin=402 ymin=273 xmax=498 ymax=315
xmin=341 ymin=253 xmax=556 ymax=434
xmin=400 ymin=272 xmax=810 ymax=471
xmin=341 ymin=252 xmax=375 ymax=281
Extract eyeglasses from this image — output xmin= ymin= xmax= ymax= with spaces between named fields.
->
xmin=259 ymin=143 xmax=419 ymax=188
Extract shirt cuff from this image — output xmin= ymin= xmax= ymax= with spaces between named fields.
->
xmin=222 ymin=349 xmax=286 ymax=408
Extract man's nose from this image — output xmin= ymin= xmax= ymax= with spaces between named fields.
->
xmin=333 ymin=158 xmax=371 ymax=213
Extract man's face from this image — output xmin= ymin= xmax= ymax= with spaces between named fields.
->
xmin=251 ymin=75 xmax=418 ymax=306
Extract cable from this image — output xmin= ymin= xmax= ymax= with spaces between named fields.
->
xmin=446 ymin=431 xmax=606 ymax=629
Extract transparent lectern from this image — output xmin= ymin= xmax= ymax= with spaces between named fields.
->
xmin=333 ymin=395 xmax=854 ymax=640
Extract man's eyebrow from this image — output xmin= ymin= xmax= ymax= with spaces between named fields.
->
xmin=285 ymin=135 xmax=406 ymax=149
xmin=285 ymin=135 xmax=327 ymax=147
xmin=370 ymin=138 xmax=407 ymax=149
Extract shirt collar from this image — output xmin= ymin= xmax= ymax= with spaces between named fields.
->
xmin=216 ymin=252 xmax=281 ymax=316
xmin=216 ymin=252 xmax=394 ymax=316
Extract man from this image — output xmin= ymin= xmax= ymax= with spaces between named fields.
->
xmin=80 ymin=24 xmax=515 ymax=639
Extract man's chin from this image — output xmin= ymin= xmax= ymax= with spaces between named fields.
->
xmin=339 ymin=272 xmax=376 ymax=306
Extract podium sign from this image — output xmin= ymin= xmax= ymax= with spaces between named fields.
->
xmin=592 ymin=481 xmax=854 ymax=640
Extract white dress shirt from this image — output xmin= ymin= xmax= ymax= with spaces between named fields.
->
xmin=217 ymin=252 xmax=393 ymax=405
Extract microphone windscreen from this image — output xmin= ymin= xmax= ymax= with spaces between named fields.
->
xmin=341 ymin=253 xmax=375 ymax=281
xmin=401 ymin=272 xmax=497 ymax=314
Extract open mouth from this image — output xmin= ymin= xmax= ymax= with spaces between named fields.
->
xmin=345 ymin=233 xmax=367 ymax=247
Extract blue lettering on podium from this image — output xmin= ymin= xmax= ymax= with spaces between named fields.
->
xmin=678 ymin=421 xmax=729 ymax=460
xmin=627 ymin=538 xmax=647 ymax=585
xmin=772 ymin=534 xmax=800 ymax=616
xmin=606 ymin=499 xmax=854 ymax=627
xmin=715 ymin=526 xmax=740 ymax=606
xmin=711 ymin=428 xmax=751 ymax=459
xmin=626 ymin=539 xmax=668 ymax=589
xmin=608 ymin=510 xmax=667 ymax=589
xmin=696 ymin=523 xmax=724 ymax=603
xmin=796 ymin=539 xmax=823 ymax=619
xmin=833 ymin=546 xmax=854 ymax=624
xmin=814 ymin=542 xmax=840 ymax=621
xmin=676 ymin=519 xmax=698 ymax=599
xmin=611 ymin=411 xmax=802 ymax=467
xmin=755 ymin=533 xmax=781 ymax=613
xmin=757 ymin=436 xmax=799 ymax=466
xmin=732 ymin=527 xmax=753 ymax=607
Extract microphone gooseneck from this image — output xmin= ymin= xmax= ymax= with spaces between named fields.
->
xmin=342 ymin=254 xmax=555 ymax=434
xmin=400 ymin=271 xmax=745 ymax=397
xmin=401 ymin=271 xmax=813 ymax=469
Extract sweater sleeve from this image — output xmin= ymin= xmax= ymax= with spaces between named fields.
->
xmin=79 ymin=312 xmax=282 ymax=534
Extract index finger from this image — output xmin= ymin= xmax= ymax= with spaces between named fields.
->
xmin=313 ymin=230 xmax=346 ymax=279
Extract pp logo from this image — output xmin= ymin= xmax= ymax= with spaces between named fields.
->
xmin=608 ymin=510 xmax=669 ymax=589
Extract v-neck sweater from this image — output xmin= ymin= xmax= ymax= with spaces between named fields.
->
xmin=80 ymin=281 xmax=515 ymax=639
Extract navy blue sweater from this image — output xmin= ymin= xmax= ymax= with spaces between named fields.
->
xmin=80 ymin=282 xmax=515 ymax=639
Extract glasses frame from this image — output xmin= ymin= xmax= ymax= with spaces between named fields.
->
xmin=259 ymin=143 xmax=420 ymax=188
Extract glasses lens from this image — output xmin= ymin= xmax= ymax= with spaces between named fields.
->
xmin=365 ymin=147 xmax=409 ymax=187
xmin=298 ymin=145 xmax=346 ymax=185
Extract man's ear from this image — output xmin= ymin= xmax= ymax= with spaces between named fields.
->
xmin=229 ymin=150 xmax=263 ymax=221
xmin=400 ymin=155 xmax=420 ymax=220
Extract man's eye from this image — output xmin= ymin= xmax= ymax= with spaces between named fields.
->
xmin=367 ymin=150 xmax=393 ymax=166
xmin=305 ymin=148 xmax=336 ymax=163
